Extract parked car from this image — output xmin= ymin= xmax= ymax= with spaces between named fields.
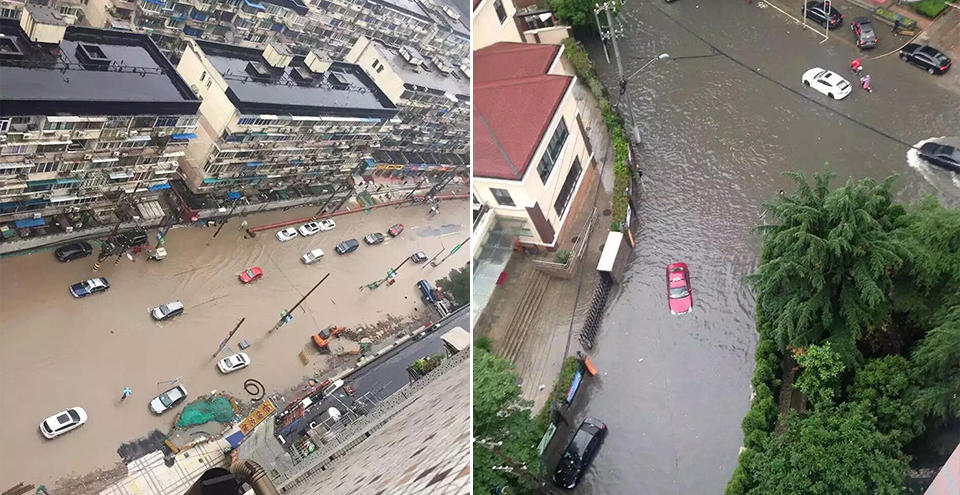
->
xmin=803 ymin=1 xmax=842 ymax=29
xmin=919 ymin=142 xmax=960 ymax=173
xmin=418 ymin=279 xmax=438 ymax=303
xmin=312 ymin=326 xmax=346 ymax=349
xmin=239 ymin=266 xmax=263 ymax=283
xmin=318 ymin=219 xmax=336 ymax=231
xmin=900 ymin=43 xmax=952 ymax=74
xmin=335 ymin=239 xmax=359 ymax=255
xmin=388 ymin=223 xmax=404 ymax=236
xmin=40 ymin=407 xmax=87 ymax=439
xmin=276 ymin=227 xmax=298 ymax=242
xmin=117 ymin=230 xmax=148 ymax=247
xmin=217 ymin=352 xmax=250 ymax=373
xmin=850 ymin=17 xmax=877 ymax=49
xmin=55 ymin=241 xmax=93 ymax=262
xmin=553 ymin=418 xmax=607 ymax=489
xmin=411 ymin=251 xmax=428 ymax=263
xmin=801 ymin=68 xmax=851 ymax=100
xmin=667 ymin=262 xmax=693 ymax=315
xmin=301 ymin=248 xmax=325 ymax=264
xmin=364 ymin=232 xmax=385 ymax=245
xmin=149 ymin=385 xmax=188 ymax=414
xmin=151 ymin=301 xmax=184 ymax=321
xmin=298 ymin=222 xmax=322 ymax=236
xmin=70 ymin=277 xmax=110 ymax=298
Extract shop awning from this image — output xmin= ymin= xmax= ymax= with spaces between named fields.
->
xmin=24 ymin=199 xmax=49 ymax=205
xmin=226 ymin=191 xmax=242 ymax=200
xmin=246 ymin=161 xmax=263 ymax=167
xmin=243 ymin=0 xmax=265 ymax=9
xmin=363 ymin=158 xmax=376 ymax=169
xmin=149 ymin=182 xmax=171 ymax=191
xmin=15 ymin=217 xmax=45 ymax=228
xmin=109 ymin=172 xmax=133 ymax=180
xmin=144 ymin=0 xmax=164 ymax=5
xmin=0 ymin=163 xmax=32 ymax=170
xmin=27 ymin=179 xmax=58 ymax=187
xmin=171 ymin=133 xmax=197 ymax=140
xmin=0 ymin=201 xmax=21 ymax=209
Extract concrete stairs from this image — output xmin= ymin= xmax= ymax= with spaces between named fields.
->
xmin=497 ymin=270 xmax=551 ymax=364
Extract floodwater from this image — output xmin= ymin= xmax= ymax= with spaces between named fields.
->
xmin=568 ymin=1 xmax=960 ymax=493
xmin=0 ymin=201 xmax=468 ymax=487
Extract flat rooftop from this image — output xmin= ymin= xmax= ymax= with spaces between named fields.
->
xmin=0 ymin=20 xmax=200 ymax=116
xmin=370 ymin=39 xmax=468 ymax=99
xmin=196 ymin=40 xmax=398 ymax=119
xmin=369 ymin=0 xmax=431 ymax=22
xmin=421 ymin=0 xmax=469 ymax=38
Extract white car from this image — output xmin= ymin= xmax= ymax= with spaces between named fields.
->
xmin=40 ymin=407 xmax=87 ymax=439
xmin=149 ymin=385 xmax=188 ymax=414
xmin=301 ymin=248 xmax=325 ymax=264
xmin=802 ymin=68 xmax=852 ymax=100
xmin=151 ymin=301 xmax=184 ymax=321
xmin=217 ymin=352 xmax=251 ymax=374
xmin=318 ymin=219 xmax=336 ymax=231
xmin=276 ymin=227 xmax=298 ymax=242
xmin=298 ymin=222 xmax=322 ymax=236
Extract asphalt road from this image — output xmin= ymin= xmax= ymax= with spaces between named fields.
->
xmin=285 ymin=306 xmax=470 ymax=441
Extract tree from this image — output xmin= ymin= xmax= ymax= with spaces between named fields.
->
xmin=747 ymin=404 xmax=908 ymax=495
xmin=848 ymin=355 xmax=924 ymax=443
xmin=547 ymin=0 xmax=610 ymax=27
xmin=438 ymin=264 xmax=470 ymax=307
xmin=749 ymin=171 xmax=906 ymax=363
xmin=474 ymin=348 xmax=543 ymax=495
xmin=910 ymin=305 xmax=960 ymax=422
xmin=795 ymin=343 xmax=845 ymax=409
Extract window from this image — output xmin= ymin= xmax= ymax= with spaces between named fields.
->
xmin=553 ymin=158 xmax=582 ymax=217
xmin=537 ymin=118 xmax=568 ymax=183
xmin=494 ymin=0 xmax=507 ymax=23
xmin=490 ymin=188 xmax=515 ymax=207
xmin=0 ymin=119 xmax=8 ymax=132
xmin=200 ymin=71 xmax=207 ymax=82
xmin=132 ymin=116 xmax=154 ymax=128
xmin=155 ymin=116 xmax=179 ymax=127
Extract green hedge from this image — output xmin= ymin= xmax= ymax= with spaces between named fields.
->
xmin=909 ymin=0 xmax=948 ymax=18
xmin=563 ymin=39 xmax=632 ymax=227
xmin=535 ymin=356 xmax=581 ymax=426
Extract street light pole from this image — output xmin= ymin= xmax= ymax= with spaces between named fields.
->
xmin=598 ymin=2 xmax=642 ymax=145
xmin=271 ymin=273 xmax=330 ymax=332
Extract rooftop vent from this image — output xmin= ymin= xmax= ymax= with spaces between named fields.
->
xmin=0 ymin=35 xmax=24 ymax=59
xmin=290 ymin=66 xmax=314 ymax=84
xmin=304 ymin=50 xmax=330 ymax=74
xmin=20 ymin=5 xmax=68 ymax=45
xmin=441 ymin=5 xmax=460 ymax=20
xmin=262 ymin=42 xmax=292 ymax=69
xmin=399 ymin=46 xmax=423 ymax=67
xmin=76 ymin=43 xmax=111 ymax=69
xmin=432 ymin=56 xmax=451 ymax=74
xmin=327 ymin=72 xmax=348 ymax=89
xmin=246 ymin=60 xmax=273 ymax=79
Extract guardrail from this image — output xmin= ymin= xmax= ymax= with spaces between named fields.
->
xmin=532 ymin=208 xmax=598 ymax=279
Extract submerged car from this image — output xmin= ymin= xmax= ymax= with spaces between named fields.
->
xmin=900 ymin=43 xmax=952 ymax=75
xmin=411 ymin=251 xmax=428 ymax=263
xmin=217 ymin=352 xmax=250 ymax=373
xmin=70 ymin=277 xmax=110 ymax=298
xmin=301 ymin=248 xmax=325 ymax=264
xmin=151 ymin=301 xmax=184 ymax=321
xmin=667 ymin=262 xmax=693 ymax=315
xmin=364 ymin=232 xmax=385 ymax=245
xmin=298 ymin=222 xmax=322 ymax=236
xmin=335 ymin=239 xmax=359 ymax=254
xmin=919 ymin=142 xmax=960 ymax=173
xmin=276 ymin=227 xmax=298 ymax=242
xmin=40 ymin=407 xmax=87 ymax=439
xmin=149 ymin=385 xmax=188 ymax=414
xmin=850 ymin=17 xmax=877 ymax=49
xmin=318 ymin=219 xmax=336 ymax=231
xmin=239 ymin=266 xmax=263 ymax=283
xmin=388 ymin=223 xmax=404 ymax=236
xmin=553 ymin=417 xmax=607 ymax=489
xmin=55 ymin=241 xmax=93 ymax=262
xmin=802 ymin=68 xmax=851 ymax=100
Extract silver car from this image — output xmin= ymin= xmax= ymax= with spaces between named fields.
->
xmin=149 ymin=385 xmax=188 ymax=414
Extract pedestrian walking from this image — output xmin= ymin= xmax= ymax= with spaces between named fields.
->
xmin=850 ymin=58 xmax=863 ymax=74
xmin=121 ymin=387 xmax=132 ymax=401
xmin=892 ymin=18 xmax=901 ymax=33
xmin=860 ymin=74 xmax=872 ymax=93
xmin=240 ymin=219 xmax=248 ymax=230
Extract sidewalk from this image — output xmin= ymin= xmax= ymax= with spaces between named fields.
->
xmin=917 ymin=7 xmax=960 ymax=96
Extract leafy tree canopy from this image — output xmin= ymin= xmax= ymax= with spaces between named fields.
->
xmin=848 ymin=355 xmax=924 ymax=443
xmin=746 ymin=404 xmax=908 ymax=495
xmin=438 ymin=264 xmax=470 ymax=307
xmin=910 ymin=305 xmax=960 ymax=422
xmin=795 ymin=342 xmax=845 ymax=409
xmin=548 ymin=0 xmax=613 ymax=27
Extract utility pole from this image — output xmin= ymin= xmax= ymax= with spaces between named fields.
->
xmin=597 ymin=1 xmax=642 ymax=145
xmin=316 ymin=183 xmax=348 ymax=217
xmin=94 ymin=181 xmax=142 ymax=271
xmin=213 ymin=317 xmax=245 ymax=357
xmin=361 ymin=256 xmax=412 ymax=290
xmin=271 ymin=273 xmax=330 ymax=332
xmin=210 ymin=197 xmax=245 ymax=241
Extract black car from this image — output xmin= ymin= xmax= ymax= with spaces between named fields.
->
xmin=117 ymin=230 xmax=148 ymax=247
xmin=410 ymin=251 xmax=428 ymax=263
xmin=803 ymin=1 xmax=843 ymax=29
xmin=363 ymin=232 xmax=385 ymax=245
xmin=55 ymin=241 xmax=93 ymax=262
xmin=554 ymin=418 xmax=607 ymax=490
xmin=919 ymin=143 xmax=960 ymax=173
xmin=900 ymin=44 xmax=952 ymax=74
xmin=850 ymin=17 xmax=877 ymax=49
xmin=335 ymin=238 xmax=359 ymax=254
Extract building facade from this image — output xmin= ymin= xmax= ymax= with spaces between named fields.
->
xmin=174 ymin=38 xmax=398 ymax=205
xmin=344 ymin=35 xmax=469 ymax=154
xmin=0 ymin=8 xmax=200 ymax=236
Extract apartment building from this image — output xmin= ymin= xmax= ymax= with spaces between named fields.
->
xmin=174 ymin=38 xmax=398 ymax=206
xmin=0 ymin=7 xmax=200 ymax=237
xmin=344 ymin=35 xmax=469 ymax=154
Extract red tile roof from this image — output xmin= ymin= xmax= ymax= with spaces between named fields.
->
xmin=474 ymin=42 xmax=561 ymax=83
xmin=474 ymin=74 xmax=572 ymax=180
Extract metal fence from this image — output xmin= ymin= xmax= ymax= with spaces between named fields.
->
xmin=578 ymin=276 xmax=613 ymax=349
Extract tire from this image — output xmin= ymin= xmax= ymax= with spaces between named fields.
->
xmin=803 ymin=80 xmax=810 ymax=86
xmin=828 ymin=93 xmax=835 ymax=99
xmin=928 ymin=67 xmax=935 ymax=74
xmin=900 ymin=54 xmax=907 ymax=61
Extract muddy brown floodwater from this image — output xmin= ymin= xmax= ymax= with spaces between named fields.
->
xmin=0 ymin=201 xmax=468 ymax=487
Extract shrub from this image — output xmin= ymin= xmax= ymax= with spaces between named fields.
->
xmin=474 ymin=336 xmax=492 ymax=352
xmin=910 ymin=0 xmax=948 ymax=18
xmin=554 ymin=249 xmax=571 ymax=265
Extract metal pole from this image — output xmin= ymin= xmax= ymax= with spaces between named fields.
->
xmin=272 ymin=274 xmax=330 ymax=331
xmin=603 ymin=4 xmax=641 ymax=145
xmin=316 ymin=183 xmax=347 ymax=217
xmin=213 ymin=317 xmax=245 ymax=357
xmin=594 ymin=8 xmax=610 ymax=63
xmin=824 ymin=0 xmax=830 ymax=40
xmin=211 ymin=198 xmax=243 ymax=239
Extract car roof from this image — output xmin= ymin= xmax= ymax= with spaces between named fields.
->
xmin=918 ymin=46 xmax=942 ymax=56
xmin=165 ymin=301 xmax=184 ymax=309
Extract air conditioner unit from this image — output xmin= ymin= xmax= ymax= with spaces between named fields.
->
xmin=33 ymin=213 xmax=42 ymax=219
xmin=118 ymin=131 xmax=128 ymax=137
xmin=23 ymin=132 xmax=38 ymax=140
xmin=0 ymin=135 xmax=6 ymax=142
xmin=84 ymin=154 xmax=93 ymax=160
xmin=113 ymin=151 xmax=121 ymax=157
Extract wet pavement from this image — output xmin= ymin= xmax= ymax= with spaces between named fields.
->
xmin=0 ymin=200 xmax=468 ymax=488
xmin=560 ymin=1 xmax=960 ymax=494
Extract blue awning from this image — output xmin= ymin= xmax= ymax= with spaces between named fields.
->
xmin=149 ymin=182 xmax=171 ymax=191
xmin=226 ymin=430 xmax=245 ymax=448
xmin=271 ymin=23 xmax=283 ymax=31
xmin=15 ymin=218 xmax=45 ymax=228
xmin=226 ymin=191 xmax=242 ymax=200
xmin=202 ymin=178 xmax=222 ymax=184
xmin=56 ymin=178 xmax=81 ymax=184
xmin=364 ymin=158 xmax=376 ymax=169
xmin=304 ymin=171 xmax=320 ymax=175
xmin=169 ymin=15 xmax=186 ymax=22
xmin=144 ymin=0 xmax=164 ymax=5
xmin=0 ymin=201 xmax=21 ymax=209
xmin=25 ymin=199 xmax=50 ymax=205
xmin=27 ymin=179 xmax=58 ymax=187
xmin=289 ymin=159 xmax=303 ymax=165
xmin=246 ymin=161 xmax=263 ymax=167
xmin=171 ymin=133 xmax=197 ymax=140
xmin=243 ymin=0 xmax=265 ymax=9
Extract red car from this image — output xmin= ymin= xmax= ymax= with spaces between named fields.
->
xmin=239 ymin=266 xmax=263 ymax=284
xmin=666 ymin=262 xmax=693 ymax=315
xmin=388 ymin=223 xmax=404 ymax=237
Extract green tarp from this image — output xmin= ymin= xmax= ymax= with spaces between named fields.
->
xmin=176 ymin=397 xmax=235 ymax=428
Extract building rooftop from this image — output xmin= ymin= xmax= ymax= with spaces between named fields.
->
xmin=474 ymin=42 xmax=560 ymax=83
xmin=261 ymin=0 xmax=308 ymax=16
xmin=22 ymin=5 xmax=69 ymax=26
xmin=0 ymin=20 xmax=200 ymax=116
xmin=195 ymin=40 xmax=398 ymax=119
xmin=474 ymin=74 xmax=572 ymax=180
xmin=420 ymin=0 xmax=469 ymax=38
xmin=369 ymin=0 xmax=431 ymax=22
xmin=369 ymin=39 xmax=468 ymax=99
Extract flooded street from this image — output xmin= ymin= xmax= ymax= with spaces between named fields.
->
xmin=570 ymin=1 xmax=960 ymax=493
xmin=0 ymin=201 xmax=468 ymax=487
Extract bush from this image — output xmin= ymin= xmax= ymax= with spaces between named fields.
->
xmin=554 ymin=249 xmax=571 ymax=265
xmin=910 ymin=0 xmax=948 ymax=18
xmin=412 ymin=353 xmax=444 ymax=374
xmin=475 ymin=336 xmax=492 ymax=352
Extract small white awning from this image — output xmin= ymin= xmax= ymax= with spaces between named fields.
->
xmin=50 ymin=196 xmax=79 ymax=203
xmin=162 ymin=151 xmax=186 ymax=158
xmin=109 ymin=172 xmax=133 ymax=179
xmin=91 ymin=157 xmax=119 ymax=163
xmin=125 ymin=136 xmax=151 ymax=142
